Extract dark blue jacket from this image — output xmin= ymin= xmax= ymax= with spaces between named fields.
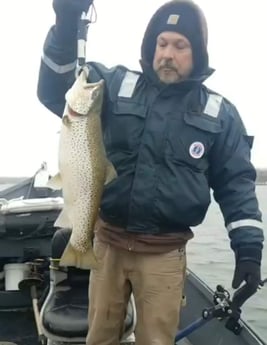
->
xmin=37 ymin=24 xmax=264 ymax=253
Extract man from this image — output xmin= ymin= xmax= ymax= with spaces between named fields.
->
xmin=37 ymin=0 xmax=264 ymax=344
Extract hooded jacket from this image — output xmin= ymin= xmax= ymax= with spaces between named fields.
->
xmin=37 ymin=0 xmax=264 ymax=254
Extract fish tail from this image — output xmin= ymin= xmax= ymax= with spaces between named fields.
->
xmin=59 ymin=242 xmax=98 ymax=270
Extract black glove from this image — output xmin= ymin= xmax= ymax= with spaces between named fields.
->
xmin=53 ymin=0 xmax=93 ymax=19
xmin=232 ymin=246 xmax=262 ymax=290
xmin=52 ymin=0 xmax=93 ymax=45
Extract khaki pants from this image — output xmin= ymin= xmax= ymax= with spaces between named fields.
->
xmin=86 ymin=240 xmax=186 ymax=345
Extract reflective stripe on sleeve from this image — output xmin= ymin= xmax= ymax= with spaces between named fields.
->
xmin=42 ymin=54 xmax=77 ymax=74
xmin=227 ymin=219 xmax=262 ymax=232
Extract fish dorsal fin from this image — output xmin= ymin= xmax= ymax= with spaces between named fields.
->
xmin=54 ymin=208 xmax=72 ymax=228
xmin=46 ymin=172 xmax=62 ymax=190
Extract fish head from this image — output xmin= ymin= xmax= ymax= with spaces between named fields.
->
xmin=63 ymin=66 xmax=104 ymax=122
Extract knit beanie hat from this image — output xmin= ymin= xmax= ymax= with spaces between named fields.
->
xmin=141 ymin=0 xmax=209 ymax=75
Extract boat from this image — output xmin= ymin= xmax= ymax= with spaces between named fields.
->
xmin=0 ymin=165 xmax=266 ymax=345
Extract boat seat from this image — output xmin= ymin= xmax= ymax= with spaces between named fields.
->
xmin=40 ymin=228 xmax=136 ymax=342
xmin=41 ymin=268 xmax=90 ymax=338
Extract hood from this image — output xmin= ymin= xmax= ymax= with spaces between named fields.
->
xmin=140 ymin=0 xmax=210 ymax=77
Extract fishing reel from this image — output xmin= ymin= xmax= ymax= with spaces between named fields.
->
xmin=201 ymin=285 xmax=233 ymax=321
xmin=175 ymin=278 xmax=266 ymax=342
xmin=213 ymin=285 xmax=243 ymax=335
xmin=202 ymin=278 xmax=267 ymax=336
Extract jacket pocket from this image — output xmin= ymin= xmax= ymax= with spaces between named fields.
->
xmin=104 ymin=100 xmax=147 ymax=152
xmin=113 ymin=99 xmax=147 ymax=117
xmin=165 ymin=112 xmax=223 ymax=172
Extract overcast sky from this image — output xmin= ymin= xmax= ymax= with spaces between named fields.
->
xmin=0 ymin=0 xmax=266 ymax=177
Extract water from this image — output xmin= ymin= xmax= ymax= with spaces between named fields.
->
xmin=187 ymin=185 xmax=267 ymax=341
xmin=0 ymin=184 xmax=13 ymax=192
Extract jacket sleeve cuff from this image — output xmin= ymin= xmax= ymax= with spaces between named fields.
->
xmin=235 ymin=246 xmax=262 ymax=265
xmin=228 ymin=224 xmax=264 ymax=249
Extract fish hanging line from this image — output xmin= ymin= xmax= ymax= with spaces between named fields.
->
xmin=76 ymin=1 xmax=97 ymax=75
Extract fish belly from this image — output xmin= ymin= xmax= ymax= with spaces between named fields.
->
xmin=58 ymin=118 xmax=106 ymax=269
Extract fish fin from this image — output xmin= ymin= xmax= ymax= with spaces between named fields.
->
xmin=105 ymin=160 xmax=117 ymax=185
xmin=62 ymin=113 xmax=72 ymax=127
xmin=59 ymin=242 xmax=99 ymax=270
xmin=46 ymin=173 xmax=62 ymax=190
xmin=54 ymin=208 xmax=72 ymax=228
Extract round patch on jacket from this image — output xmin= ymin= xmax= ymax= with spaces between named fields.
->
xmin=189 ymin=142 xmax=205 ymax=159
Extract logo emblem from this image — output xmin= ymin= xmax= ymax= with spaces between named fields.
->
xmin=189 ymin=142 xmax=205 ymax=159
xmin=167 ymin=14 xmax=180 ymax=25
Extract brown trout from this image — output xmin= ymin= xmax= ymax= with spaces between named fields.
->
xmin=47 ymin=66 xmax=117 ymax=269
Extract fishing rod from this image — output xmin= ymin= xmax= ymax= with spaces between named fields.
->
xmin=76 ymin=0 xmax=97 ymax=73
xmin=175 ymin=278 xmax=267 ymax=343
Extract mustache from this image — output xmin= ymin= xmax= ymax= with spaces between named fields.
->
xmin=158 ymin=61 xmax=177 ymax=71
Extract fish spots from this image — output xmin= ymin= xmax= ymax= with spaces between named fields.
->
xmin=56 ymin=68 xmax=114 ymax=269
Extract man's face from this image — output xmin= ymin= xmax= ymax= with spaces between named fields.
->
xmin=153 ymin=31 xmax=193 ymax=84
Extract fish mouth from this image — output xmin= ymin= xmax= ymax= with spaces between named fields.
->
xmin=68 ymin=106 xmax=84 ymax=117
xmin=62 ymin=107 xmax=86 ymax=125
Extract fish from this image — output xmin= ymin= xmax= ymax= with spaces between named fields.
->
xmin=47 ymin=65 xmax=117 ymax=270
